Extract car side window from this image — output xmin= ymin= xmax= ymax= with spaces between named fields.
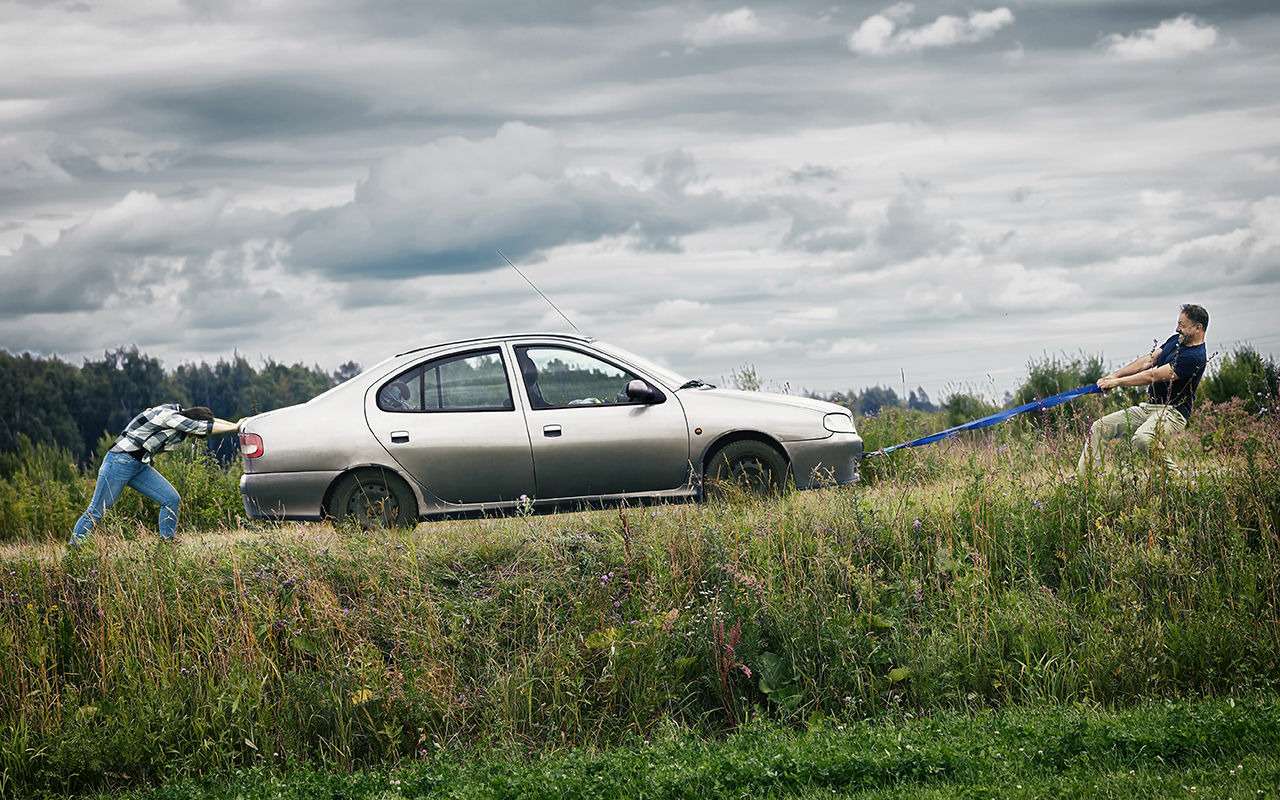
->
xmin=377 ymin=349 xmax=514 ymax=412
xmin=377 ymin=368 xmax=422 ymax=412
xmin=515 ymin=346 xmax=641 ymax=410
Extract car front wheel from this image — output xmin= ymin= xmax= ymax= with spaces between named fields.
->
xmin=328 ymin=469 xmax=418 ymax=529
xmin=704 ymin=440 xmax=789 ymax=498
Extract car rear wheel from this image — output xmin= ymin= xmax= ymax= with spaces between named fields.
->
xmin=328 ymin=469 xmax=418 ymax=530
xmin=704 ymin=440 xmax=788 ymax=499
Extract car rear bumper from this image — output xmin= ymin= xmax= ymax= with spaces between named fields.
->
xmin=782 ymin=432 xmax=863 ymax=489
xmin=240 ymin=471 xmax=340 ymax=520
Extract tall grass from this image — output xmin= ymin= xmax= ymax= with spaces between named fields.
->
xmin=0 ymin=399 xmax=1276 ymax=797
xmin=0 ymin=436 xmax=244 ymax=544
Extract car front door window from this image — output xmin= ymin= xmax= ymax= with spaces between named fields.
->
xmin=516 ymin=346 xmax=639 ymax=409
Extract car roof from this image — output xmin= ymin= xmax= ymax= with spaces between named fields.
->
xmin=394 ymin=332 xmax=593 ymax=358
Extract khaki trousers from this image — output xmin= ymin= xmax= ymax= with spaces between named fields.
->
xmin=1077 ymin=402 xmax=1186 ymax=476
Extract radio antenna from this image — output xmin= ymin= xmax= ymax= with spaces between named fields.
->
xmin=497 ymin=249 xmax=584 ymax=336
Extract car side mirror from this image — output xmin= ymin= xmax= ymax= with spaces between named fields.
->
xmin=625 ymin=379 xmax=663 ymax=404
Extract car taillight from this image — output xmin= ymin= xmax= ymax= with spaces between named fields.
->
xmin=239 ymin=432 xmax=264 ymax=459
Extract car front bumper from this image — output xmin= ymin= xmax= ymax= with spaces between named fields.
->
xmin=782 ymin=432 xmax=863 ymax=489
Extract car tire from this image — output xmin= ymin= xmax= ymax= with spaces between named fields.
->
xmin=704 ymin=439 xmax=789 ymax=499
xmin=327 ymin=469 xmax=418 ymax=530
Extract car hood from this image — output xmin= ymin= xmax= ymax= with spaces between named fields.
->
xmin=684 ymin=388 xmax=850 ymax=416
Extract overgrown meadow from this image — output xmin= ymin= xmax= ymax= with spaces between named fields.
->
xmin=0 ymin=385 xmax=1277 ymax=797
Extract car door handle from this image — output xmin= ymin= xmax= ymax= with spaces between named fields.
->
xmin=543 ymin=424 xmax=562 ymax=438
xmin=390 ymin=431 xmax=409 ymax=444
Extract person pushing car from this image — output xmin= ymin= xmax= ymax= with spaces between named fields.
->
xmin=69 ymin=403 xmax=241 ymax=545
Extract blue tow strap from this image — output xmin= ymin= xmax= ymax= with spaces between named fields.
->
xmin=868 ymin=383 xmax=1102 ymax=456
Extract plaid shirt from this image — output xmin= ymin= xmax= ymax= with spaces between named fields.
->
xmin=109 ymin=403 xmax=213 ymax=464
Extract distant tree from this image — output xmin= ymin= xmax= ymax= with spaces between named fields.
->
xmin=1013 ymin=352 xmax=1110 ymax=427
xmin=331 ymin=361 xmax=362 ymax=385
xmin=1014 ymin=352 xmax=1107 ymax=405
xmin=941 ymin=392 xmax=997 ymax=427
xmin=856 ymin=386 xmax=900 ymax=416
xmin=804 ymin=384 xmax=905 ymax=416
xmin=172 ymin=354 xmax=257 ymax=418
xmin=907 ymin=386 xmax=937 ymax=412
xmin=0 ymin=348 xmax=357 ymax=463
xmin=0 ymin=351 xmax=83 ymax=457
xmin=239 ymin=359 xmax=333 ymax=415
xmin=77 ymin=347 xmax=180 ymax=458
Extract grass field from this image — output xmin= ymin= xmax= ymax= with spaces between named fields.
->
xmin=93 ymin=695 xmax=1280 ymax=799
xmin=1 ymin=397 xmax=1277 ymax=798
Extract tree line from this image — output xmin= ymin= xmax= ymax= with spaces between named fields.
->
xmin=809 ymin=346 xmax=1277 ymax=425
xmin=1 ymin=343 xmax=1275 ymax=466
xmin=0 ymin=347 xmax=360 ymax=464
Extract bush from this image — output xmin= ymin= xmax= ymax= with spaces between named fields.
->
xmin=0 ymin=436 xmax=244 ymax=544
xmin=940 ymin=392 xmax=998 ymax=428
xmin=1201 ymin=346 xmax=1279 ymax=413
xmin=0 ymin=436 xmax=87 ymax=542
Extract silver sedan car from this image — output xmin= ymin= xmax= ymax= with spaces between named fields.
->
xmin=238 ymin=333 xmax=862 ymax=526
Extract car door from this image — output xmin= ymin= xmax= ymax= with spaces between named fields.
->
xmin=513 ymin=343 xmax=690 ymax=499
xmin=364 ymin=346 xmax=535 ymax=506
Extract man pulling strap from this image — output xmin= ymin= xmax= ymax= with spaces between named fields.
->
xmin=1077 ymin=304 xmax=1209 ymax=477
xmin=69 ymin=404 xmax=241 ymax=545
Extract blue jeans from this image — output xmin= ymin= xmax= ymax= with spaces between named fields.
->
xmin=70 ymin=451 xmax=181 ymax=543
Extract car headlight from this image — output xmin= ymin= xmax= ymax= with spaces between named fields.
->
xmin=823 ymin=412 xmax=856 ymax=433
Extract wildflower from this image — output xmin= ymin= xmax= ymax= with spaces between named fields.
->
xmin=1032 ymin=499 xmax=1044 ymax=510
xmin=912 ymin=518 xmax=922 ymax=532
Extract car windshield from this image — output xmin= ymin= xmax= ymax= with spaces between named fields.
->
xmin=592 ymin=341 xmax=689 ymax=389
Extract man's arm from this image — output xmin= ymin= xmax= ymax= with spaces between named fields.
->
xmin=1105 ymin=348 xmax=1161 ymax=381
xmin=209 ymin=418 xmax=240 ymax=435
xmin=1098 ymin=364 xmax=1175 ymax=390
xmin=157 ymin=407 xmax=215 ymax=436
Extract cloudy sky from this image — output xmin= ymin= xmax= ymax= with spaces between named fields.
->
xmin=2 ymin=0 xmax=1278 ymax=399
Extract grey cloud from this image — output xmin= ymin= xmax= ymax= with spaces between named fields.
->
xmin=123 ymin=80 xmax=377 ymax=142
xmin=774 ymin=183 xmax=960 ymax=262
xmin=284 ymin=123 xmax=765 ymax=278
xmin=875 ymin=190 xmax=960 ymax=261
xmin=2 ymin=124 xmax=772 ymax=317
xmin=180 ymin=288 xmax=286 ymax=331
xmin=0 ymin=190 xmax=280 ymax=314
xmin=788 ymin=164 xmax=842 ymax=184
xmin=777 ymin=195 xmax=865 ymax=253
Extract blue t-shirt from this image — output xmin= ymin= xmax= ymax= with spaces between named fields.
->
xmin=1148 ymin=334 xmax=1206 ymax=420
